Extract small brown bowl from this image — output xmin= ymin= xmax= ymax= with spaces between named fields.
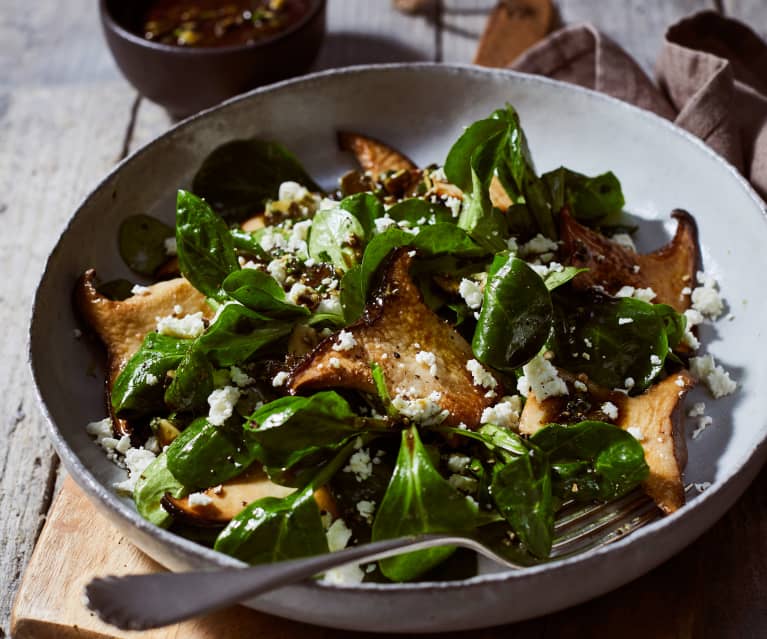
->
xmin=100 ymin=0 xmax=326 ymax=119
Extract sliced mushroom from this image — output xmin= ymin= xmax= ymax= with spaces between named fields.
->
xmin=559 ymin=209 xmax=700 ymax=313
xmin=75 ymin=271 xmax=212 ymax=433
xmin=519 ymin=370 xmax=695 ymax=514
xmin=337 ymin=131 xmax=417 ymax=174
xmin=289 ymin=248 xmax=499 ymax=428
xmin=161 ymin=466 xmax=337 ymax=527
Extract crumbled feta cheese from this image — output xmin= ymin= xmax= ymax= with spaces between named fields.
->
xmin=431 ymin=166 xmax=447 ymax=181
xmin=145 ymin=372 xmax=159 ymax=386
xmin=272 ymin=371 xmax=290 ymax=387
xmin=689 ymin=354 xmax=737 ymax=398
xmin=316 ymin=295 xmax=343 ymax=316
xmin=188 ymin=492 xmax=213 ymax=507
xmin=691 ymin=272 xmax=724 ymax=319
xmin=288 ymin=219 xmax=312 ymax=255
xmin=674 ymin=376 xmax=686 ymax=387
xmin=278 ymin=181 xmax=309 ymax=202
xmin=694 ymin=482 xmax=712 ymax=493
xmin=113 ymin=448 xmax=156 ymax=494
xmin=374 ymin=213 xmax=397 ymax=234
xmin=688 ymin=402 xmax=706 ymax=417
xmin=611 ymin=233 xmax=636 ymax=251
xmin=207 ymin=386 xmax=241 ymax=426
xmin=650 ymin=354 xmax=662 ymax=366
xmin=344 ymin=448 xmax=373 ymax=482
xmin=480 ymin=395 xmax=522 ymax=428
xmin=229 ymin=366 xmax=254 ymax=387
xmin=258 ymin=227 xmax=287 ymax=253
xmin=329 ymin=357 xmax=341 ymax=369
xmin=131 ymin=284 xmax=151 ymax=296
xmin=267 ymin=258 xmax=288 ymax=285
xmin=326 ymin=518 xmax=353 ymax=552
xmin=516 ymin=375 xmax=530 ymax=397
xmin=458 ymin=278 xmax=483 ymax=310
xmin=444 ymin=195 xmax=462 ymax=218
xmin=332 ymin=329 xmax=357 ymax=352
xmin=156 ymin=312 xmax=205 ymax=339
xmin=144 ymin=436 xmax=160 ymax=454
xmin=414 ymin=350 xmax=438 ymax=377
xmin=601 ymin=401 xmax=619 ymax=420
xmin=624 ymin=377 xmax=635 ymax=390
xmin=466 ymin=359 xmax=496 ymax=390
xmin=164 ymin=236 xmax=177 ymax=256
xmin=626 ymin=426 xmax=644 ymax=441
xmin=448 ymin=474 xmax=478 ymax=493
xmin=447 ymin=454 xmax=472 ymax=473
xmin=286 ymin=282 xmax=312 ymax=305
xmin=574 ymin=380 xmax=588 ymax=392
xmin=520 ymin=234 xmax=559 ymax=256
xmin=391 ymin=391 xmax=449 ymax=426
xmin=86 ymin=417 xmax=114 ymax=439
xmin=615 ymin=286 xmax=656 ymax=303
xmin=356 ymin=500 xmax=376 ymax=524
xmin=522 ymin=355 xmax=568 ymax=401
xmin=618 ymin=317 xmax=634 ymax=325
xmin=115 ymin=434 xmax=132 ymax=454
xmin=692 ymin=415 xmax=713 ymax=439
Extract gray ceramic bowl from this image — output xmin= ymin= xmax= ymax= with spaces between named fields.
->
xmin=30 ymin=64 xmax=767 ymax=633
xmin=100 ymin=0 xmax=326 ymax=118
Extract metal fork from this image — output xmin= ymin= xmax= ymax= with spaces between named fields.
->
xmin=85 ymin=488 xmax=662 ymax=631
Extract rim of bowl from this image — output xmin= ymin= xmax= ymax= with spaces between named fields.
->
xmin=29 ymin=62 xmax=767 ymax=596
xmin=99 ymin=0 xmax=326 ymax=56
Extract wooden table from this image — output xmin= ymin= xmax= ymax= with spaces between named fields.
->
xmin=1 ymin=1 xmax=765 ymax=636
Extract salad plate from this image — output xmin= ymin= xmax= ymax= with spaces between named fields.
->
xmin=30 ymin=63 xmax=767 ymax=633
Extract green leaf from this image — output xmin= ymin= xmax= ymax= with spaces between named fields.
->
xmin=308 ymin=206 xmax=366 ymax=271
xmin=551 ymin=291 xmax=684 ymax=392
xmin=118 ymin=215 xmax=174 ymax=276
xmin=222 ymin=270 xmax=310 ymax=319
xmin=214 ymin=439 xmax=357 ymax=564
xmin=166 ymin=417 xmax=258 ymax=489
xmin=192 ymin=138 xmax=319 ymax=221
xmin=386 ymin=198 xmax=454 ymax=226
xmin=543 ymin=266 xmax=588 ymax=291
xmin=111 ymin=333 xmax=191 ymax=419
xmin=176 ymin=190 xmax=240 ymax=299
xmin=230 ymin=228 xmax=268 ymax=260
xmin=444 ymin=117 xmax=507 ymax=192
xmin=197 ymin=303 xmax=293 ymax=367
xmin=163 ymin=346 xmax=215 ymax=413
xmin=472 ymin=254 xmax=553 ymax=372
xmin=372 ymin=426 xmax=477 ymax=582
xmin=133 ymin=452 xmax=186 ymax=528
xmin=339 ymin=192 xmax=383 ymax=237
xmin=412 ymin=223 xmax=488 ymax=258
xmin=246 ymin=392 xmax=387 ymax=470
xmin=531 ymin=421 xmax=649 ymax=502
xmin=542 ymin=167 xmax=625 ymax=224
xmin=490 ymin=448 xmax=553 ymax=559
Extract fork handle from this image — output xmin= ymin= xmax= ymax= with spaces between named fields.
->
xmin=84 ymin=534 xmax=477 ymax=630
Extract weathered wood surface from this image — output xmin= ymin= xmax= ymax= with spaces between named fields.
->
xmin=2 ymin=0 xmax=766 ymax=637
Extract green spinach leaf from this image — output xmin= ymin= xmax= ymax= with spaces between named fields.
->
xmin=372 ymin=426 xmax=477 ymax=582
xmin=472 ymin=254 xmax=553 ymax=372
xmin=386 ymin=198 xmax=454 ymax=226
xmin=163 ymin=346 xmax=215 ymax=413
xmin=118 ymin=215 xmax=174 ymax=276
xmin=542 ymin=167 xmax=625 ymax=224
xmin=192 ymin=139 xmax=319 ymax=221
xmin=111 ymin=333 xmax=191 ymax=419
xmin=222 ymin=270 xmax=310 ymax=319
xmin=133 ymin=451 xmax=186 ymax=528
xmin=308 ymin=206 xmax=366 ymax=271
xmin=339 ymin=192 xmax=383 ymax=237
xmin=176 ymin=190 xmax=240 ymax=299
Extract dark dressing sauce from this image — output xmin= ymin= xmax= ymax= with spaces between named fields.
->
xmin=142 ymin=0 xmax=311 ymax=47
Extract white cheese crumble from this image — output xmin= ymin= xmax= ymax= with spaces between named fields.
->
xmin=522 ymin=355 xmax=568 ymax=401
xmin=156 ymin=311 xmax=205 ymax=339
xmin=415 ymin=350 xmax=438 ymax=377
xmin=618 ymin=317 xmax=634 ymax=325
xmin=601 ymin=401 xmax=619 ymax=420
xmin=615 ymin=285 xmax=656 ymax=303
xmin=229 ymin=366 xmax=254 ymax=388
xmin=692 ymin=415 xmax=713 ymax=439
xmin=480 ymin=395 xmax=522 ymax=428
xmin=626 ymin=426 xmax=644 ymax=441
xmin=373 ymin=213 xmax=397 ymax=234
xmin=329 ymin=357 xmax=341 ymax=369
xmin=520 ymin=233 xmax=559 ymax=256
xmin=391 ymin=390 xmax=449 ymax=426
xmin=624 ymin=377 xmax=635 ymax=391
xmin=516 ymin=375 xmax=530 ymax=397
xmin=694 ymin=481 xmax=712 ymax=493
xmin=164 ymin=236 xmax=177 ymax=256
xmin=286 ymin=282 xmax=312 ymax=305
xmin=650 ymin=354 xmax=662 ymax=366
xmin=112 ymin=447 xmax=157 ymax=494
xmin=458 ymin=278 xmax=484 ymax=310
xmin=271 ymin=371 xmax=290 ymax=387
xmin=131 ymin=284 xmax=151 ymax=296
xmin=611 ymin=233 xmax=636 ymax=251
xmin=344 ymin=448 xmax=373 ymax=482
xmin=207 ymin=386 xmax=241 ymax=426
xmin=332 ymin=329 xmax=357 ymax=351
xmin=689 ymin=354 xmax=737 ymax=398
xmin=188 ymin=492 xmax=213 ymax=507
xmin=447 ymin=454 xmax=472 ymax=473
xmin=145 ymin=372 xmax=159 ymax=386
xmin=691 ymin=271 xmax=724 ymax=319
xmin=278 ymin=180 xmax=309 ymax=202
xmin=444 ymin=195 xmax=462 ymax=218
xmin=574 ymin=380 xmax=588 ymax=392
xmin=688 ymin=402 xmax=706 ymax=417
xmin=326 ymin=518 xmax=353 ymax=552
xmin=266 ymin=257 xmax=288 ymax=285
xmin=466 ymin=359 xmax=497 ymax=390
xmin=356 ymin=500 xmax=376 ymax=524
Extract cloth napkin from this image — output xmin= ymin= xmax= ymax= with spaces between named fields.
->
xmin=509 ymin=10 xmax=767 ymax=200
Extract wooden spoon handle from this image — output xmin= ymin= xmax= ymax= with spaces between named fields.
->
xmin=474 ymin=0 xmax=554 ymax=67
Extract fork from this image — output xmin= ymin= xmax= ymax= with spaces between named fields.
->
xmin=85 ymin=488 xmax=661 ymax=630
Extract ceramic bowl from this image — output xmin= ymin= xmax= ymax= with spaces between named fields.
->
xmin=99 ymin=0 xmax=326 ymax=118
xmin=30 ymin=64 xmax=767 ymax=633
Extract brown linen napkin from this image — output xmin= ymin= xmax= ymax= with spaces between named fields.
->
xmin=509 ymin=10 xmax=767 ymax=200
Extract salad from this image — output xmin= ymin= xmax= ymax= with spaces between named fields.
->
xmin=77 ymin=104 xmax=736 ymax=583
